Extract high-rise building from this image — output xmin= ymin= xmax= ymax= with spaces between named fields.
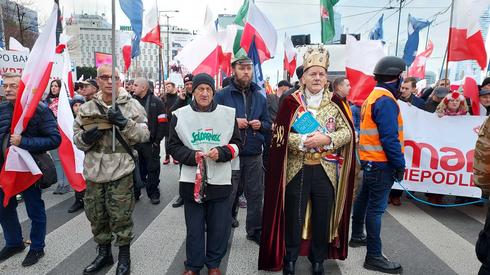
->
xmin=121 ymin=24 xmax=195 ymax=79
xmin=65 ymin=14 xmax=120 ymax=70
xmin=65 ymin=13 xmax=194 ymax=80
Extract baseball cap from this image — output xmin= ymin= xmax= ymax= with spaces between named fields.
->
xmin=231 ymin=55 xmax=253 ymax=66
xmin=433 ymin=87 xmax=450 ymax=98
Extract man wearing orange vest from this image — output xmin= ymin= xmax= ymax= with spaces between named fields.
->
xmin=349 ymin=56 xmax=406 ymax=274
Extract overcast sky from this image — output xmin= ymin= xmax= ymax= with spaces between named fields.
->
xmin=31 ymin=0 xmax=456 ymax=83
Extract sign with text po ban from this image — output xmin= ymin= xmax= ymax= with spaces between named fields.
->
xmin=393 ymin=102 xmax=485 ymax=198
xmin=0 ymin=50 xmax=69 ymax=95
xmin=0 ymin=50 xmax=29 ymax=76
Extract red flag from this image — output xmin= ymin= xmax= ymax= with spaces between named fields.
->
xmin=463 ymin=76 xmax=480 ymax=115
xmin=408 ymin=40 xmax=434 ymax=79
xmin=122 ymin=45 xmax=132 ymax=73
xmin=141 ymin=1 xmax=162 ymax=47
xmin=447 ymin=0 xmax=489 ymax=69
xmin=0 ymin=4 xmax=58 ymax=206
xmin=345 ymin=35 xmax=385 ymax=105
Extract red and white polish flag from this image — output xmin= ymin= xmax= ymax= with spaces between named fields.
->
xmin=175 ymin=29 xmax=221 ymax=77
xmin=283 ymin=33 xmax=297 ymax=77
xmin=0 ymin=4 xmax=58 ymax=206
xmin=240 ymin=1 xmax=277 ymax=63
xmin=345 ymin=35 xmax=385 ymax=106
xmin=141 ymin=1 xmax=161 ymax=47
xmin=448 ymin=0 xmax=490 ymax=69
xmin=57 ymin=48 xmax=86 ymax=192
xmin=408 ymin=40 xmax=434 ymax=80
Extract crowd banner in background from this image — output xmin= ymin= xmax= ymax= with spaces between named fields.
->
xmin=396 ymin=102 xmax=484 ymax=198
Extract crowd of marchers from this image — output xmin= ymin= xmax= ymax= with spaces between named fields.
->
xmin=0 ymin=44 xmax=490 ymax=275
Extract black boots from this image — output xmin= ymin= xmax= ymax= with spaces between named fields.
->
xmin=364 ymin=255 xmax=403 ymax=274
xmin=83 ymin=244 xmax=114 ymax=274
xmin=116 ymin=245 xmax=131 ymax=275
xmin=283 ymin=260 xmax=295 ymax=275
xmin=312 ymin=262 xmax=324 ymax=275
xmin=68 ymin=191 xmax=84 ymax=213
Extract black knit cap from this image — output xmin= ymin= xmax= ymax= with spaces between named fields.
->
xmin=183 ymin=74 xmax=193 ymax=84
xmin=192 ymin=73 xmax=215 ymax=93
xmin=482 ymin=77 xmax=490 ymax=88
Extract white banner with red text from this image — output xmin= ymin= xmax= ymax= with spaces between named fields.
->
xmin=392 ymin=102 xmax=484 ymax=198
xmin=0 ymin=50 xmax=68 ymax=95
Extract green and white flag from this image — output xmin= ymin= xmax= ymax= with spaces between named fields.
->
xmin=233 ymin=0 xmax=249 ymax=57
xmin=320 ymin=0 xmax=339 ymax=43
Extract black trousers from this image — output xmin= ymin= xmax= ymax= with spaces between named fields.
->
xmin=135 ymin=142 xmax=160 ymax=198
xmin=477 ymin=203 xmax=490 ymax=275
xmin=285 ymin=164 xmax=334 ymax=264
xmin=183 ymin=196 xmax=231 ymax=272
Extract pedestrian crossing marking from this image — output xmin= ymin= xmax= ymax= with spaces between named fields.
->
xmin=387 ymin=203 xmax=480 ymax=275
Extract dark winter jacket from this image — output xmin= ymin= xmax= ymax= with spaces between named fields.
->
xmin=168 ymin=100 xmax=242 ymax=201
xmin=400 ymin=93 xmax=426 ymax=111
xmin=170 ymin=92 xmax=192 ymax=113
xmin=214 ymin=79 xmax=271 ymax=156
xmin=133 ymin=92 xmax=166 ymax=143
xmin=0 ymin=101 xmax=61 ymax=166
xmin=163 ymin=93 xmax=178 ymax=137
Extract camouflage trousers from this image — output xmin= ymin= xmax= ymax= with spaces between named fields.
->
xmin=84 ymin=174 xmax=135 ymax=246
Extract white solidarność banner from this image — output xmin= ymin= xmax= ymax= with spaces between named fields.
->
xmin=393 ymin=102 xmax=484 ymax=198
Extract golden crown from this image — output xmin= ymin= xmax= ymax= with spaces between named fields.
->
xmin=303 ymin=44 xmax=330 ymax=72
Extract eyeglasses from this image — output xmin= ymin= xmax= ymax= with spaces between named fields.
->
xmin=98 ymin=75 xmax=120 ymax=81
xmin=2 ymin=83 xmax=18 ymax=89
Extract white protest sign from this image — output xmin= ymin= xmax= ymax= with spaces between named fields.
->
xmin=0 ymin=51 xmax=29 ymax=76
xmin=394 ymin=102 xmax=484 ymax=198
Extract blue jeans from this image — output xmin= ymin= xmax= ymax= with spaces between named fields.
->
xmin=0 ymin=184 xmax=46 ymax=251
xmin=351 ymin=162 xmax=394 ymax=257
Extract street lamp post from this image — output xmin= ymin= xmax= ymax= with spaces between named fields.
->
xmin=158 ymin=10 xmax=179 ymax=84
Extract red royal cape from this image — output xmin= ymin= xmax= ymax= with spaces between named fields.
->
xmin=258 ymin=91 xmax=357 ymax=271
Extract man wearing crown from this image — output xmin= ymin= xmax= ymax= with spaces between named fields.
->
xmin=259 ymin=45 xmax=356 ymax=275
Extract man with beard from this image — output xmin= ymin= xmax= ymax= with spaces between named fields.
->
xmin=214 ymin=56 xmax=271 ymax=244
xmin=163 ymin=81 xmax=179 ymax=166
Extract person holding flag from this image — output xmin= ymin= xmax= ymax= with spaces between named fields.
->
xmin=73 ymin=64 xmax=149 ymax=275
xmin=0 ymin=72 xmax=61 ymax=267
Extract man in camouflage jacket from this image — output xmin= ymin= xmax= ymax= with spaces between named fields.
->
xmin=73 ymin=65 xmax=149 ymax=275
xmin=474 ymin=116 xmax=490 ymax=275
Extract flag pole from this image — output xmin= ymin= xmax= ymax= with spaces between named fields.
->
xmin=111 ymin=0 xmax=116 ymax=151
xmin=444 ymin=0 xmax=455 ymax=81
xmin=156 ymin=0 xmax=164 ymax=95
xmin=425 ymin=24 xmax=431 ymax=49
xmin=395 ymin=0 xmax=404 ymax=56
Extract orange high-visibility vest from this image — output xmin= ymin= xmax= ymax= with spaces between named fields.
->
xmin=359 ymin=88 xmax=404 ymax=162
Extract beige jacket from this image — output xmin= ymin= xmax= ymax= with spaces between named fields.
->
xmin=73 ymin=88 xmax=150 ymax=183
xmin=474 ymin=116 xmax=490 ymax=196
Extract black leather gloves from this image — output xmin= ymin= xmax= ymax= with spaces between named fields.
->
xmin=107 ymin=104 xmax=128 ymax=129
xmin=394 ymin=167 xmax=405 ymax=182
xmin=82 ymin=127 xmax=103 ymax=145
